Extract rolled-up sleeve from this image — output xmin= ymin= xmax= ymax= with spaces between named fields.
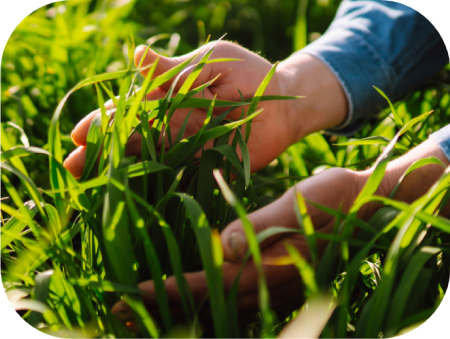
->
xmin=298 ymin=0 xmax=449 ymax=135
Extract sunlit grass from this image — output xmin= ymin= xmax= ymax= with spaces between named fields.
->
xmin=2 ymin=1 xmax=449 ymax=338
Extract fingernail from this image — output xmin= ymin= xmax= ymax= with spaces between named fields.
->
xmin=135 ymin=44 xmax=147 ymax=53
xmin=228 ymin=232 xmax=247 ymax=260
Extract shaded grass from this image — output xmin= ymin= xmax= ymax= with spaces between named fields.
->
xmin=2 ymin=1 xmax=450 ymax=338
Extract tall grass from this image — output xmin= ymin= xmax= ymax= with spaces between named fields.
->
xmin=2 ymin=1 xmax=449 ymax=338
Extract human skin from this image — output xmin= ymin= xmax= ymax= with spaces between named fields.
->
xmin=63 ymin=41 xmax=348 ymax=178
xmin=63 ymin=42 xmax=450 ymax=327
xmin=110 ymin=139 xmax=450 ymax=328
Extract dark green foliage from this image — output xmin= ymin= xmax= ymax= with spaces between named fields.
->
xmin=2 ymin=1 xmax=450 ymax=338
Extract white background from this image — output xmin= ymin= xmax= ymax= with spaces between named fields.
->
xmin=1 ymin=0 xmax=450 ymax=338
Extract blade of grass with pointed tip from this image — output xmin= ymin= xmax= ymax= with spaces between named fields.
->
xmin=166 ymin=41 xmax=219 ymax=123
xmin=209 ymin=144 xmax=244 ymax=177
xmin=124 ymin=58 xmax=159 ymax=139
xmin=80 ymin=114 xmax=103 ymax=181
xmin=140 ymin=95 xmax=300 ymax=111
xmin=178 ymin=193 xmax=230 ymax=338
xmin=154 ymin=211 xmax=195 ymax=321
xmin=184 ymin=74 xmax=221 ymax=100
xmin=285 ymin=243 xmax=318 ymax=295
xmin=213 ymin=169 xmax=274 ymax=331
xmin=197 ymin=151 xmax=218 ymax=220
xmin=196 ymin=108 xmax=264 ymax=146
xmin=78 ymin=161 xmax=171 ymax=190
xmin=1 ymin=202 xmax=38 ymax=250
xmin=236 ymin=129 xmax=251 ymax=188
xmin=293 ymin=187 xmax=318 ymax=263
xmin=123 ymin=294 xmax=158 ymax=338
xmin=246 ymin=62 xmax=278 ymax=142
xmin=93 ymin=80 xmax=109 ymax=136
xmin=124 ymin=47 xmax=208 ymax=107
xmin=1 ymin=146 xmax=50 ymax=162
xmin=1 ymin=121 xmax=29 ymax=176
xmin=6 ymin=122 xmax=30 ymax=147
xmin=99 ymin=81 xmax=119 ymax=109
xmin=124 ymin=188 xmax=172 ymax=331
xmin=334 ymin=136 xmax=409 ymax=153
xmin=166 ymin=95 xmax=216 ymax=167
xmin=174 ymin=109 xmax=193 ymax=145
xmin=137 ymin=109 xmax=158 ymax=162
xmin=373 ymin=86 xmax=403 ymax=126
xmin=373 ymin=85 xmax=428 ymax=146
xmin=1 ymin=162 xmax=47 ymax=221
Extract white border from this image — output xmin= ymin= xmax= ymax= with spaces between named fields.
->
xmin=1 ymin=1 xmax=449 ymax=338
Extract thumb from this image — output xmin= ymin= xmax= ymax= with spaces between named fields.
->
xmin=134 ymin=45 xmax=207 ymax=92
xmin=134 ymin=43 xmax=224 ymax=96
xmin=135 ymin=45 xmax=182 ymax=79
xmin=220 ymin=191 xmax=298 ymax=263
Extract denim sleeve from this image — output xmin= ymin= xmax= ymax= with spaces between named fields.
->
xmin=298 ymin=0 xmax=449 ymax=135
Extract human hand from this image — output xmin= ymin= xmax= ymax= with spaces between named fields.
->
xmin=110 ymin=137 xmax=450 ymax=332
xmin=111 ymin=167 xmax=367 ymax=329
xmin=64 ymin=40 xmax=304 ymax=178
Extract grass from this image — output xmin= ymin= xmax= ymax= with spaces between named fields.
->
xmin=2 ymin=0 xmax=450 ymax=338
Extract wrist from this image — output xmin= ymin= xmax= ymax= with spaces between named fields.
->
xmin=357 ymin=139 xmax=450 ymax=219
xmin=277 ymin=53 xmax=348 ymax=142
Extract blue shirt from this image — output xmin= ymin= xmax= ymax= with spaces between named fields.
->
xmin=298 ymin=0 xmax=449 ymax=154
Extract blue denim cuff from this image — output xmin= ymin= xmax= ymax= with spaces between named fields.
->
xmin=430 ymin=125 xmax=450 ymax=163
xmin=297 ymin=0 xmax=448 ymax=136
xmin=299 ymin=27 xmax=393 ymax=136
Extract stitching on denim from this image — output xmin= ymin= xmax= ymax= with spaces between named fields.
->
xmin=394 ymin=31 xmax=441 ymax=72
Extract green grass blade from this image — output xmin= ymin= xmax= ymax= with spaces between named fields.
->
xmin=124 ymin=188 xmax=173 ymax=330
xmin=1 ymin=146 xmax=50 ymax=162
xmin=80 ymin=114 xmax=103 ymax=181
xmin=334 ymin=136 xmax=409 ymax=153
xmin=293 ymin=187 xmax=318 ymax=263
xmin=140 ymin=95 xmax=300 ymax=111
xmin=373 ymin=86 xmax=403 ymax=126
xmin=174 ymin=109 xmax=193 ymax=145
xmin=236 ymin=129 xmax=251 ymax=188
xmin=285 ymin=243 xmax=318 ymax=296
xmin=178 ymin=194 xmax=230 ymax=338
xmin=213 ymin=169 xmax=274 ymax=331
xmin=245 ymin=62 xmax=279 ymax=142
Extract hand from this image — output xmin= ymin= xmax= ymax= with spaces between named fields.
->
xmin=65 ymin=41 xmax=294 ymax=178
xmin=111 ymin=138 xmax=450 ymax=331
xmin=111 ymin=167 xmax=368 ymax=328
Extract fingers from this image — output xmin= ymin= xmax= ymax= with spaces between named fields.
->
xmin=71 ymin=106 xmax=115 ymax=147
xmin=71 ymin=88 xmax=167 ymax=147
xmin=64 ymin=131 xmax=143 ymax=178
xmin=111 ymin=258 xmax=302 ymax=330
xmin=63 ymin=146 xmax=86 ymax=179
xmin=135 ymin=45 xmax=184 ymax=81
xmin=220 ymin=191 xmax=299 ymax=263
